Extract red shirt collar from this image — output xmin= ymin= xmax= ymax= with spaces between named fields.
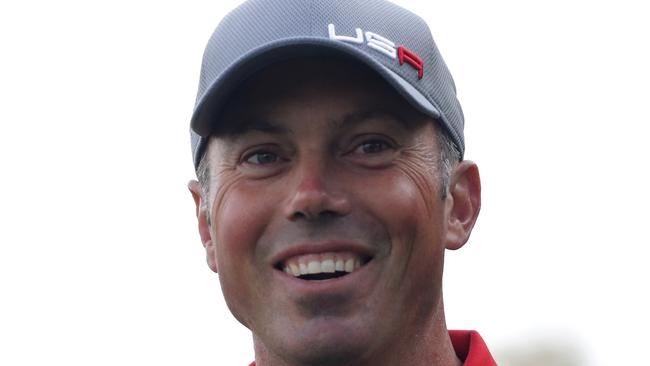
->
xmin=249 ymin=330 xmax=496 ymax=366
xmin=449 ymin=330 xmax=497 ymax=366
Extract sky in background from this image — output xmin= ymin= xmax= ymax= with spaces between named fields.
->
xmin=1 ymin=1 xmax=649 ymax=365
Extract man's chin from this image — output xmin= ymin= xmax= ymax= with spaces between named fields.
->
xmin=257 ymin=317 xmax=378 ymax=365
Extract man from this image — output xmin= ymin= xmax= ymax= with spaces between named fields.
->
xmin=188 ymin=0 xmax=495 ymax=365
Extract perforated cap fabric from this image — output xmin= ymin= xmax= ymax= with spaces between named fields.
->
xmin=190 ymin=0 xmax=465 ymax=168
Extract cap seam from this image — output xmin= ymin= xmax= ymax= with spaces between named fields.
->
xmin=309 ymin=0 xmax=314 ymax=35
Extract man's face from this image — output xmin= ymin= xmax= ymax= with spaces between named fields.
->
xmin=195 ymin=56 xmax=465 ymax=364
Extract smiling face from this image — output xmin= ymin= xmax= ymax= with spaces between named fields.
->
xmin=189 ymin=55 xmax=480 ymax=366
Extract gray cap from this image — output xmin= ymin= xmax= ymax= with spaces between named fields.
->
xmin=190 ymin=0 xmax=464 ymax=168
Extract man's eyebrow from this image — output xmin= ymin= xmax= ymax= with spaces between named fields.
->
xmin=223 ymin=120 xmax=292 ymax=136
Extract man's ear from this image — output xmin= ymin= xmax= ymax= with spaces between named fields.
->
xmin=188 ymin=180 xmax=218 ymax=273
xmin=444 ymin=161 xmax=481 ymax=250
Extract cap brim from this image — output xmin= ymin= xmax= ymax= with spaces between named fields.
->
xmin=190 ymin=37 xmax=442 ymax=166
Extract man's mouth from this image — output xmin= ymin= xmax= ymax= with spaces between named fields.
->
xmin=277 ymin=252 xmax=372 ymax=281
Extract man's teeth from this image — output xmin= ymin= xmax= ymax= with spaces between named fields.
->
xmin=282 ymin=252 xmax=363 ymax=278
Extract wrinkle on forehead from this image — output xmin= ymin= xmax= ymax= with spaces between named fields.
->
xmin=220 ymin=109 xmax=424 ymax=145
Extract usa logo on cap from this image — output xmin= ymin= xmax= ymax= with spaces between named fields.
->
xmin=328 ymin=24 xmax=424 ymax=79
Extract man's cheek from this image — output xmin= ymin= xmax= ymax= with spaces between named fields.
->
xmin=213 ymin=183 xmax=280 ymax=271
xmin=395 ymin=157 xmax=441 ymax=218
xmin=214 ymin=192 xmax=263 ymax=262
xmin=213 ymin=195 xmax=261 ymax=328
xmin=213 ymin=177 xmax=266 ymax=242
xmin=384 ymin=167 xmax=438 ymax=225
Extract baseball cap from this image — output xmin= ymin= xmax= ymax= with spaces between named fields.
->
xmin=190 ymin=0 xmax=465 ymax=169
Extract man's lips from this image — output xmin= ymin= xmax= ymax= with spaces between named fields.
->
xmin=272 ymin=241 xmax=375 ymax=281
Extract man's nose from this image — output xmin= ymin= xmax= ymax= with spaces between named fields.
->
xmin=283 ymin=159 xmax=351 ymax=221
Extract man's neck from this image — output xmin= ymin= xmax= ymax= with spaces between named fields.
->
xmin=253 ymin=331 xmax=461 ymax=366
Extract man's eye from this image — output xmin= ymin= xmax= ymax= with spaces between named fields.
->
xmin=358 ymin=140 xmax=392 ymax=154
xmin=245 ymin=151 xmax=279 ymax=165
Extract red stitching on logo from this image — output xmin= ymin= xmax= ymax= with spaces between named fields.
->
xmin=398 ymin=46 xmax=424 ymax=80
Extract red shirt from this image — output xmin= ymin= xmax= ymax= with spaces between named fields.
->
xmin=248 ymin=330 xmax=496 ymax=365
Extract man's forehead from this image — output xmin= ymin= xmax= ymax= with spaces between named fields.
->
xmin=215 ymin=108 xmax=427 ymax=139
